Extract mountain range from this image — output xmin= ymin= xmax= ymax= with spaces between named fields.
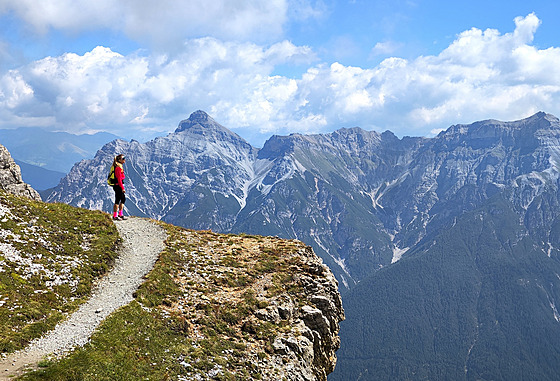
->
xmin=46 ymin=110 xmax=560 ymax=379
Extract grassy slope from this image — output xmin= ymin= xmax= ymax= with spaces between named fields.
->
xmin=0 ymin=190 xmax=119 ymax=354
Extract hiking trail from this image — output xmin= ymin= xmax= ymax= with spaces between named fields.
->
xmin=0 ymin=217 xmax=166 ymax=380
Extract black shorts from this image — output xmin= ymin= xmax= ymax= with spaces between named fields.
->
xmin=113 ymin=185 xmax=126 ymax=204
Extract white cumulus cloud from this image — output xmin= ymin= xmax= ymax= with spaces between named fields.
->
xmin=1 ymin=12 xmax=560 ymax=145
xmin=0 ymin=0 xmax=327 ymax=47
xmin=0 ymin=38 xmax=316 ymax=138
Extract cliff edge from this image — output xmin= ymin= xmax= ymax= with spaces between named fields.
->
xmin=139 ymin=225 xmax=345 ymax=380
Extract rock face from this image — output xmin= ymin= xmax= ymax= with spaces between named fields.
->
xmin=264 ymin=245 xmax=344 ymax=380
xmin=0 ymin=144 xmax=41 ymax=201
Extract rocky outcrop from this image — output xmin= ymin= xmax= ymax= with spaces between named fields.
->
xmin=0 ymin=144 xmax=41 ymax=201
xmin=153 ymin=228 xmax=344 ymax=380
xmin=260 ymin=245 xmax=344 ymax=380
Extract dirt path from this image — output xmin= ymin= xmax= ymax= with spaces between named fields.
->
xmin=0 ymin=217 xmax=166 ymax=380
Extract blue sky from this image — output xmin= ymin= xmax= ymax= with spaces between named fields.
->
xmin=1 ymin=0 xmax=560 ymax=146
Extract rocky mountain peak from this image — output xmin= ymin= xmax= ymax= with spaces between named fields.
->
xmin=258 ymin=134 xmax=297 ymax=159
xmin=175 ymin=110 xmax=215 ymax=132
xmin=526 ymin=111 xmax=560 ymax=132
xmin=529 ymin=110 xmax=548 ymax=120
xmin=259 ymin=127 xmax=384 ymax=160
xmin=174 ymin=110 xmax=254 ymax=152
xmin=444 ymin=112 xmax=553 ymax=134
xmin=175 ymin=110 xmax=229 ymax=135
xmin=508 ymin=111 xmax=559 ymax=132
xmin=431 ymin=112 xmax=560 ymax=153
xmin=0 ymin=144 xmax=41 ymax=201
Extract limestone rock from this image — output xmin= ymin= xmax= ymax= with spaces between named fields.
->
xmin=254 ymin=246 xmax=345 ymax=380
xmin=0 ymin=144 xmax=41 ymax=201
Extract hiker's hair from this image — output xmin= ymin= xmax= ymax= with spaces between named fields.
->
xmin=112 ymin=154 xmax=125 ymax=167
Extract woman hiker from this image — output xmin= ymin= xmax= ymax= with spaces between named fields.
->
xmin=109 ymin=154 xmax=128 ymax=220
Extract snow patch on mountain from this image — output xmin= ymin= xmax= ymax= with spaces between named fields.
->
xmin=309 ymin=228 xmax=355 ymax=287
xmin=234 ymin=158 xmax=274 ymax=211
xmin=391 ymin=246 xmax=408 ymax=264
xmin=537 ymin=282 xmax=560 ymax=322
xmin=331 ymin=257 xmax=353 ymax=289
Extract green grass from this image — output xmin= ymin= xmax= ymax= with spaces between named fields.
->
xmin=20 ymin=301 xmax=186 ymax=381
xmin=0 ymin=191 xmax=119 ymax=354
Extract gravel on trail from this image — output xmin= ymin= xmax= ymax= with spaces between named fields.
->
xmin=0 ymin=217 xmax=167 ymax=380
